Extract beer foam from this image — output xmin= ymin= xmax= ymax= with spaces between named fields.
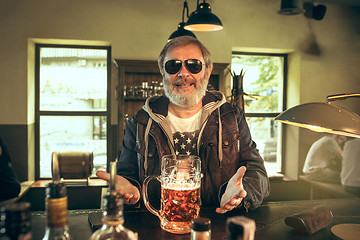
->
xmin=163 ymin=183 xmax=200 ymax=190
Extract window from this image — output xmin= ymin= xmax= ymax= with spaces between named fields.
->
xmin=35 ymin=45 xmax=111 ymax=178
xmin=231 ymin=52 xmax=286 ymax=176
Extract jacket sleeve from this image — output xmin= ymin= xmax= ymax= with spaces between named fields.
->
xmin=219 ymin=108 xmax=270 ymax=211
xmin=116 ymin=117 xmax=142 ymax=192
xmin=0 ymin=138 xmax=21 ymax=202
xmin=237 ymin=109 xmax=270 ymax=210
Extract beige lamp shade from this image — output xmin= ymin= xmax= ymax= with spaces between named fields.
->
xmin=275 ymin=102 xmax=360 ymax=138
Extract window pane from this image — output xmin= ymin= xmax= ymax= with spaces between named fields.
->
xmin=39 ymin=116 xmax=107 ymax=178
xmin=231 ymin=55 xmax=284 ymax=113
xmin=39 ymin=48 xmax=107 ymax=111
xmin=246 ymin=117 xmax=281 ymax=175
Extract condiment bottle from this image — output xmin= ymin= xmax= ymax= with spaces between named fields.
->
xmin=191 ymin=217 xmax=211 ymax=240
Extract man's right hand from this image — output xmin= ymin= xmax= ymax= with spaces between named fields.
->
xmin=96 ymin=170 xmax=140 ymax=205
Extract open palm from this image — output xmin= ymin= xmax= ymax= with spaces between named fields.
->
xmin=96 ymin=170 xmax=140 ymax=205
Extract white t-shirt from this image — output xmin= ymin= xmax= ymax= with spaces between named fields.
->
xmin=302 ymin=136 xmax=342 ymax=173
xmin=341 ymin=139 xmax=360 ymax=186
xmin=168 ymin=110 xmax=202 ymax=156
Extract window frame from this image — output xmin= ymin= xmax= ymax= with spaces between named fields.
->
xmin=34 ymin=44 xmax=112 ymax=179
xmin=232 ymin=51 xmax=288 ymax=175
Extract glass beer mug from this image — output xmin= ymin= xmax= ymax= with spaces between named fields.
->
xmin=142 ymin=154 xmax=201 ymax=234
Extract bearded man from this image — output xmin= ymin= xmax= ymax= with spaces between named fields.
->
xmin=97 ymin=36 xmax=269 ymax=213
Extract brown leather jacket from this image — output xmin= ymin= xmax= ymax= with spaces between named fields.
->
xmin=118 ymin=91 xmax=270 ymax=210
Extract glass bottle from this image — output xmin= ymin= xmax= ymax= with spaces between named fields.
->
xmin=190 ymin=217 xmax=211 ymax=240
xmin=42 ymin=152 xmax=71 ymax=240
xmin=89 ymin=161 xmax=138 ymax=240
xmin=0 ymin=206 xmax=9 ymax=240
xmin=0 ymin=202 xmax=32 ymax=240
xmin=123 ymin=113 xmax=129 ymax=130
xmin=42 ymin=182 xmax=71 ymax=240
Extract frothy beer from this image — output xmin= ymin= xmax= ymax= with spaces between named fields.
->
xmin=160 ymin=184 xmax=200 ymax=231
xmin=142 ymin=154 xmax=201 ymax=234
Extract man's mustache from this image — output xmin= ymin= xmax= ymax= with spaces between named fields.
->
xmin=172 ymin=77 xmax=197 ymax=87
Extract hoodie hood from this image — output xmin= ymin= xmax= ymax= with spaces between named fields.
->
xmin=140 ymin=91 xmax=227 ymax=170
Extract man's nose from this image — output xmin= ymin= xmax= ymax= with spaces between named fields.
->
xmin=178 ymin=63 xmax=190 ymax=77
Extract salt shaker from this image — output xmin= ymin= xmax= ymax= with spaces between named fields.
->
xmin=191 ymin=217 xmax=211 ymax=240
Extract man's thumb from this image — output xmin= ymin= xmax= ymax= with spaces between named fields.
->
xmin=235 ymin=166 xmax=246 ymax=185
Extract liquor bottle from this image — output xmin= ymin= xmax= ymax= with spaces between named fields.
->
xmin=42 ymin=152 xmax=71 ymax=240
xmin=0 ymin=222 xmax=8 ymax=240
xmin=0 ymin=202 xmax=32 ymax=240
xmin=1 ymin=206 xmax=10 ymax=240
xmin=190 ymin=217 xmax=211 ymax=240
xmin=89 ymin=161 xmax=138 ymax=240
xmin=42 ymin=182 xmax=71 ymax=240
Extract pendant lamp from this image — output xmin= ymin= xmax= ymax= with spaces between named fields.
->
xmin=169 ymin=1 xmax=197 ymax=40
xmin=278 ymin=0 xmax=304 ymax=15
xmin=184 ymin=0 xmax=223 ymax=32
xmin=275 ymin=93 xmax=360 ymax=138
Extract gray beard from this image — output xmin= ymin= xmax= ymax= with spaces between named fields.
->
xmin=163 ymin=77 xmax=208 ymax=108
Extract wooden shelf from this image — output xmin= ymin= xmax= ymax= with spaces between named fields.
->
xmin=124 ymin=97 xmax=148 ymax=101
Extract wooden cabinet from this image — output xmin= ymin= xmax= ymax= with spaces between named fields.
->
xmin=115 ymin=59 xmax=228 ymax=151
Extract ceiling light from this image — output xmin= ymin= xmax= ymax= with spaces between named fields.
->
xmin=168 ymin=1 xmax=197 ymax=40
xmin=275 ymin=93 xmax=360 ymax=138
xmin=184 ymin=0 xmax=223 ymax=32
xmin=169 ymin=22 xmax=197 ymax=40
xmin=278 ymin=0 xmax=304 ymax=15
xmin=303 ymin=2 xmax=327 ymax=20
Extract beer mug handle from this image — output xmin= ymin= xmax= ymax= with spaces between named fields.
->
xmin=142 ymin=175 xmax=161 ymax=218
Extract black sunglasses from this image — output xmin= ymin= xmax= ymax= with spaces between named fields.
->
xmin=164 ymin=59 xmax=203 ymax=75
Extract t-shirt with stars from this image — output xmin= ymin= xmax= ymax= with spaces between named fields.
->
xmin=168 ymin=110 xmax=202 ymax=156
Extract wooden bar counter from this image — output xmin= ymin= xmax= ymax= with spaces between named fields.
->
xmin=30 ymin=198 xmax=360 ymax=240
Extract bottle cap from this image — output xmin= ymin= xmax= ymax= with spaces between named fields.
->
xmin=46 ymin=182 xmax=67 ymax=199
xmin=191 ymin=217 xmax=211 ymax=232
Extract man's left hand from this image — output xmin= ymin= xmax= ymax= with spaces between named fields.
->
xmin=216 ymin=166 xmax=247 ymax=214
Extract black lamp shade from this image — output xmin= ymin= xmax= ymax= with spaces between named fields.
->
xmin=169 ymin=22 xmax=197 ymax=40
xmin=278 ymin=0 xmax=304 ymax=15
xmin=304 ymin=2 xmax=327 ymax=21
xmin=184 ymin=2 xmax=223 ymax=32
xmin=313 ymin=5 xmax=327 ymax=20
